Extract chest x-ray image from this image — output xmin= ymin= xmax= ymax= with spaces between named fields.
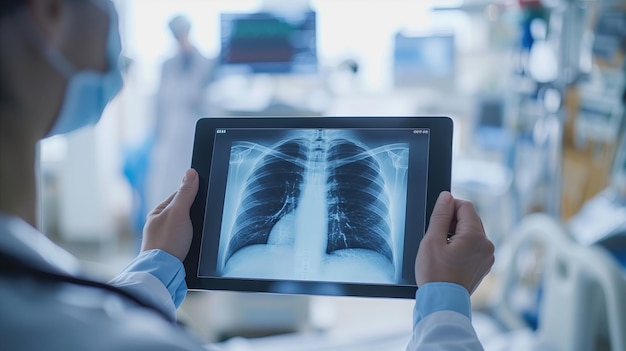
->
xmin=210 ymin=129 xmax=410 ymax=285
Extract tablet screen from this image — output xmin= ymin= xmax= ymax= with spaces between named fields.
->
xmin=197 ymin=127 xmax=430 ymax=287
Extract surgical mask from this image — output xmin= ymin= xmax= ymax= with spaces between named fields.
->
xmin=44 ymin=1 xmax=123 ymax=137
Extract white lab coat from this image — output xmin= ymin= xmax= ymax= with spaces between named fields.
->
xmin=0 ymin=214 xmax=206 ymax=351
xmin=407 ymin=311 xmax=484 ymax=350
xmin=147 ymin=48 xmax=214 ymax=211
xmin=0 ymin=213 xmax=482 ymax=350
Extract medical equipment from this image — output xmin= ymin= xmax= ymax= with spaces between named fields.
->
xmin=185 ymin=117 xmax=453 ymax=299
xmin=217 ymin=11 xmax=317 ymax=75
xmin=491 ymin=214 xmax=626 ymax=351
xmin=392 ymin=32 xmax=456 ymax=92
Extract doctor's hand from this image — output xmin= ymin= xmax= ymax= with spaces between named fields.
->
xmin=142 ymin=169 xmax=199 ymax=262
xmin=415 ymin=191 xmax=495 ymax=295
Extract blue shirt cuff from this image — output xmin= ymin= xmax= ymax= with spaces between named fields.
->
xmin=120 ymin=249 xmax=187 ymax=308
xmin=414 ymin=282 xmax=471 ymax=327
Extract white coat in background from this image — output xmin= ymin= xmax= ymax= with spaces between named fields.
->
xmin=147 ymin=48 xmax=214 ymax=211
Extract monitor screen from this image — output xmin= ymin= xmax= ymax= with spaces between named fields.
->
xmin=393 ymin=33 xmax=455 ymax=88
xmin=478 ymin=97 xmax=505 ymax=128
xmin=198 ymin=128 xmax=430 ymax=286
xmin=218 ymin=11 xmax=317 ymax=74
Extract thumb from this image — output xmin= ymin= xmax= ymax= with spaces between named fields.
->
xmin=425 ymin=191 xmax=455 ymax=239
xmin=169 ymin=169 xmax=199 ymax=212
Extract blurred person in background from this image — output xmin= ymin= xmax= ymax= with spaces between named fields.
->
xmin=147 ymin=14 xmax=215 ymax=214
xmin=0 ymin=0 xmax=493 ymax=350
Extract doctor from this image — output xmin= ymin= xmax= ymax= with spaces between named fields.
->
xmin=147 ymin=15 xmax=214 ymax=214
xmin=0 ymin=1 xmax=494 ymax=350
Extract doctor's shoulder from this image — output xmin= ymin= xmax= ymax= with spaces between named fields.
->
xmin=0 ymin=273 xmax=206 ymax=350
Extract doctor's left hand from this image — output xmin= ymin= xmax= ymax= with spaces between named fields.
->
xmin=141 ymin=169 xmax=199 ymax=262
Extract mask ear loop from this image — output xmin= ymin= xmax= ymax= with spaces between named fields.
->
xmin=11 ymin=7 xmax=77 ymax=78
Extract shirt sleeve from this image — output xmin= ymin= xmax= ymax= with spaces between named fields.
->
xmin=414 ymin=282 xmax=472 ymax=327
xmin=406 ymin=311 xmax=484 ymax=351
xmin=109 ymin=249 xmax=187 ymax=311
xmin=406 ymin=282 xmax=483 ymax=351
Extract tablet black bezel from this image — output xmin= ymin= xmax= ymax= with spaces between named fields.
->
xmin=185 ymin=116 xmax=453 ymax=299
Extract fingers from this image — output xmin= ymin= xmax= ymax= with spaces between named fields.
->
xmin=148 ymin=192 xmax=176 ymax=216
xmin=425 ymin=191 xmax=455 ymax=242
xmin=418 ymin=192 xmax=495 ymax=294
xmin=168 ymin=169 xmax=199 ymax=212
xmin=146 ymin=169 xmax=199 ymax=219
xmin=454 ymin=201 xmax=487 ymax=238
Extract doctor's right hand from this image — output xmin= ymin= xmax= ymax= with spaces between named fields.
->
xmin=415 ymin=191 xmax=495 ymax=294
xmin=141 ymin=169 xmax=199 ymax=262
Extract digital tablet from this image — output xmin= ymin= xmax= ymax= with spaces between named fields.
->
xmin=185 ymin=117 xmax=453 ymax=299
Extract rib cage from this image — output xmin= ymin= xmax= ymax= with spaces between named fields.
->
xmin=226 ymin=132 xmax=397 ymax=266
xmin=226 ymin=139 xmax=309 ymax=260
xmin=325 ymin=139 xmax=393 ymax=262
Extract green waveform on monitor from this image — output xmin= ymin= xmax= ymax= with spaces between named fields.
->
xmin=232 ymin=19 xmax=295 ymax=39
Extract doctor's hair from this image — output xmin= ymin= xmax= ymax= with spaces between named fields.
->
xmin=0 ymin=0 xmax=96 ymax=17
xmin=0 ymin=0 xmax=24 ymax=106
xmin=0 ymin=0 xmax=25 ymax=18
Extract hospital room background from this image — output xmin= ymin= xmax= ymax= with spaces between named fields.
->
xmin=37 ymin=0 xmax=626 ymax=350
